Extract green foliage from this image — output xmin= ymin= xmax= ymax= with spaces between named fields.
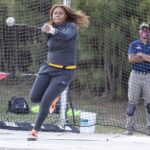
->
xmin=1 ymin=0 xmax=150 ymax=100
xmin=73 ymin=0 xmax=150 ymax=99
xmin=0 ymin=0 xmax=51 ymax=73
xmin=13 ymin=0 xmax=51 ymax=26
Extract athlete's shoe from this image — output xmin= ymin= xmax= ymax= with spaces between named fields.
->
xmin=27 ymin=129 xmax=38 ymax=141
xmin=57 ymin=124 xmax=65 ymax=130
xmin=123 ymin=129 xmax=133 ymax=135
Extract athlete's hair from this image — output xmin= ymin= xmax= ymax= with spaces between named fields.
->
xmin=49 ymin=4 xmax=90 ymax=28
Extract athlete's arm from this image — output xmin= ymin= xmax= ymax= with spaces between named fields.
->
xmin=52 ymin=23 xmax=77 ymax=41
xmin=42 ymin=22 xmax=77 ymax=41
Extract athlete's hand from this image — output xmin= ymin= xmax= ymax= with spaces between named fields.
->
xmin=42 ymin=23 xmax=56 ymax=34
xmin=41 ymin=23 xmax=49 ymax=33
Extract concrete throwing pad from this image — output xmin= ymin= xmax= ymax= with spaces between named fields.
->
xmin=0 ymin=129 xmax=150 ymax=150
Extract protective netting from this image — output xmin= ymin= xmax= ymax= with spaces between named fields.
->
xmin=0 ymin=0 xmax=150 ymax=134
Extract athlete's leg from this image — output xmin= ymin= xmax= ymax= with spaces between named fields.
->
xmin=27 ymin=74 xmax=69 ymax=141
xmin=33 ymin=72 xmax=74 ymax=131
xmin=30 ymin=74 xmax=50 ymax=103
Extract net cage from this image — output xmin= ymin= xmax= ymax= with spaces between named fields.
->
xmin=0 ymin=0 xmax=150 ymax=134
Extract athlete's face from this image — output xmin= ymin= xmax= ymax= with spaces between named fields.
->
xmin=52 ymin=7 xmax=67 ymax=25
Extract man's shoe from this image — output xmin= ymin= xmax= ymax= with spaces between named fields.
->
xmin=27 ymin=129 xmax=38 ymax=141
xmin=147 ymin=127 xmax=150 ymax=136
xmin=123 ymin=130 xmax=133 ymax=135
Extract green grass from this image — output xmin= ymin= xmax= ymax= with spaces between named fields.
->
xmin=0 ymin=79 xmax=148 ymax=134
xmin=96 ymin=125 xmax=124 ymax=134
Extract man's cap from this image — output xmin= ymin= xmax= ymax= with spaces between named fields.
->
xmin=139 ymin=22 xmax=149 ymax=30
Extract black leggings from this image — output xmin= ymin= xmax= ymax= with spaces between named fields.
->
xmin=30 ymin=66 xmax=75 ymax=131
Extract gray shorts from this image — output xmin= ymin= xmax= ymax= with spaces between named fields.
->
xmin=128 ymin=71 xmax=150 ymax=105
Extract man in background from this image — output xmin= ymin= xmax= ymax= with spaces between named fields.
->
xmin=125 ymin=22 xmax=150 ymax=135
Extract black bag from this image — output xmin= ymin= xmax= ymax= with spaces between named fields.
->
xmin=7 ymin=96 xmax=29 ymax=114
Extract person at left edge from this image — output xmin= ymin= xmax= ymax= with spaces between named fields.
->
xmin=27 ymin=4 xmax=89 ymax=141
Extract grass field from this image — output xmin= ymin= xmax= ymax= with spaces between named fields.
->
xmin=0 ymin=77 xmax=148 ymax=135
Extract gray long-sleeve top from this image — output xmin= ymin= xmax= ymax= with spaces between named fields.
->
xmin=45 ymin=22 xmax=77 ymax=66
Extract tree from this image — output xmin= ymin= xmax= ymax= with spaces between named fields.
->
xmin=73 ymin=0 xmax=150 ymax=100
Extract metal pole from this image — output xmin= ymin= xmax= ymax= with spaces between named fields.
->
xmin=58 ymin=0 xmax=75 ymax=129
xmin=59 ymin=87 xmax=68 ymax=128
xmin=63 ymin=0 xmax=71 ymax=6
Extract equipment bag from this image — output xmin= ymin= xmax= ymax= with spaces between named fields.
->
xmin=7 ymin=96 xmax=29 ymax=114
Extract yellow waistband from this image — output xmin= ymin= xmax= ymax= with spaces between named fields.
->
xmin=48 ymin=63 xmax=77 ymax=69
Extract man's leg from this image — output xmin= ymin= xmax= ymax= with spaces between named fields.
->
xmin=143 ymin=74 xmax=150 ymax=135
xmin=125 ymin=104 xmax=136 ymax=135
xmin=124 ymin=72 xmax=141 ymax=135
xmin=145 ymin=103 xmax=150 ymax=135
